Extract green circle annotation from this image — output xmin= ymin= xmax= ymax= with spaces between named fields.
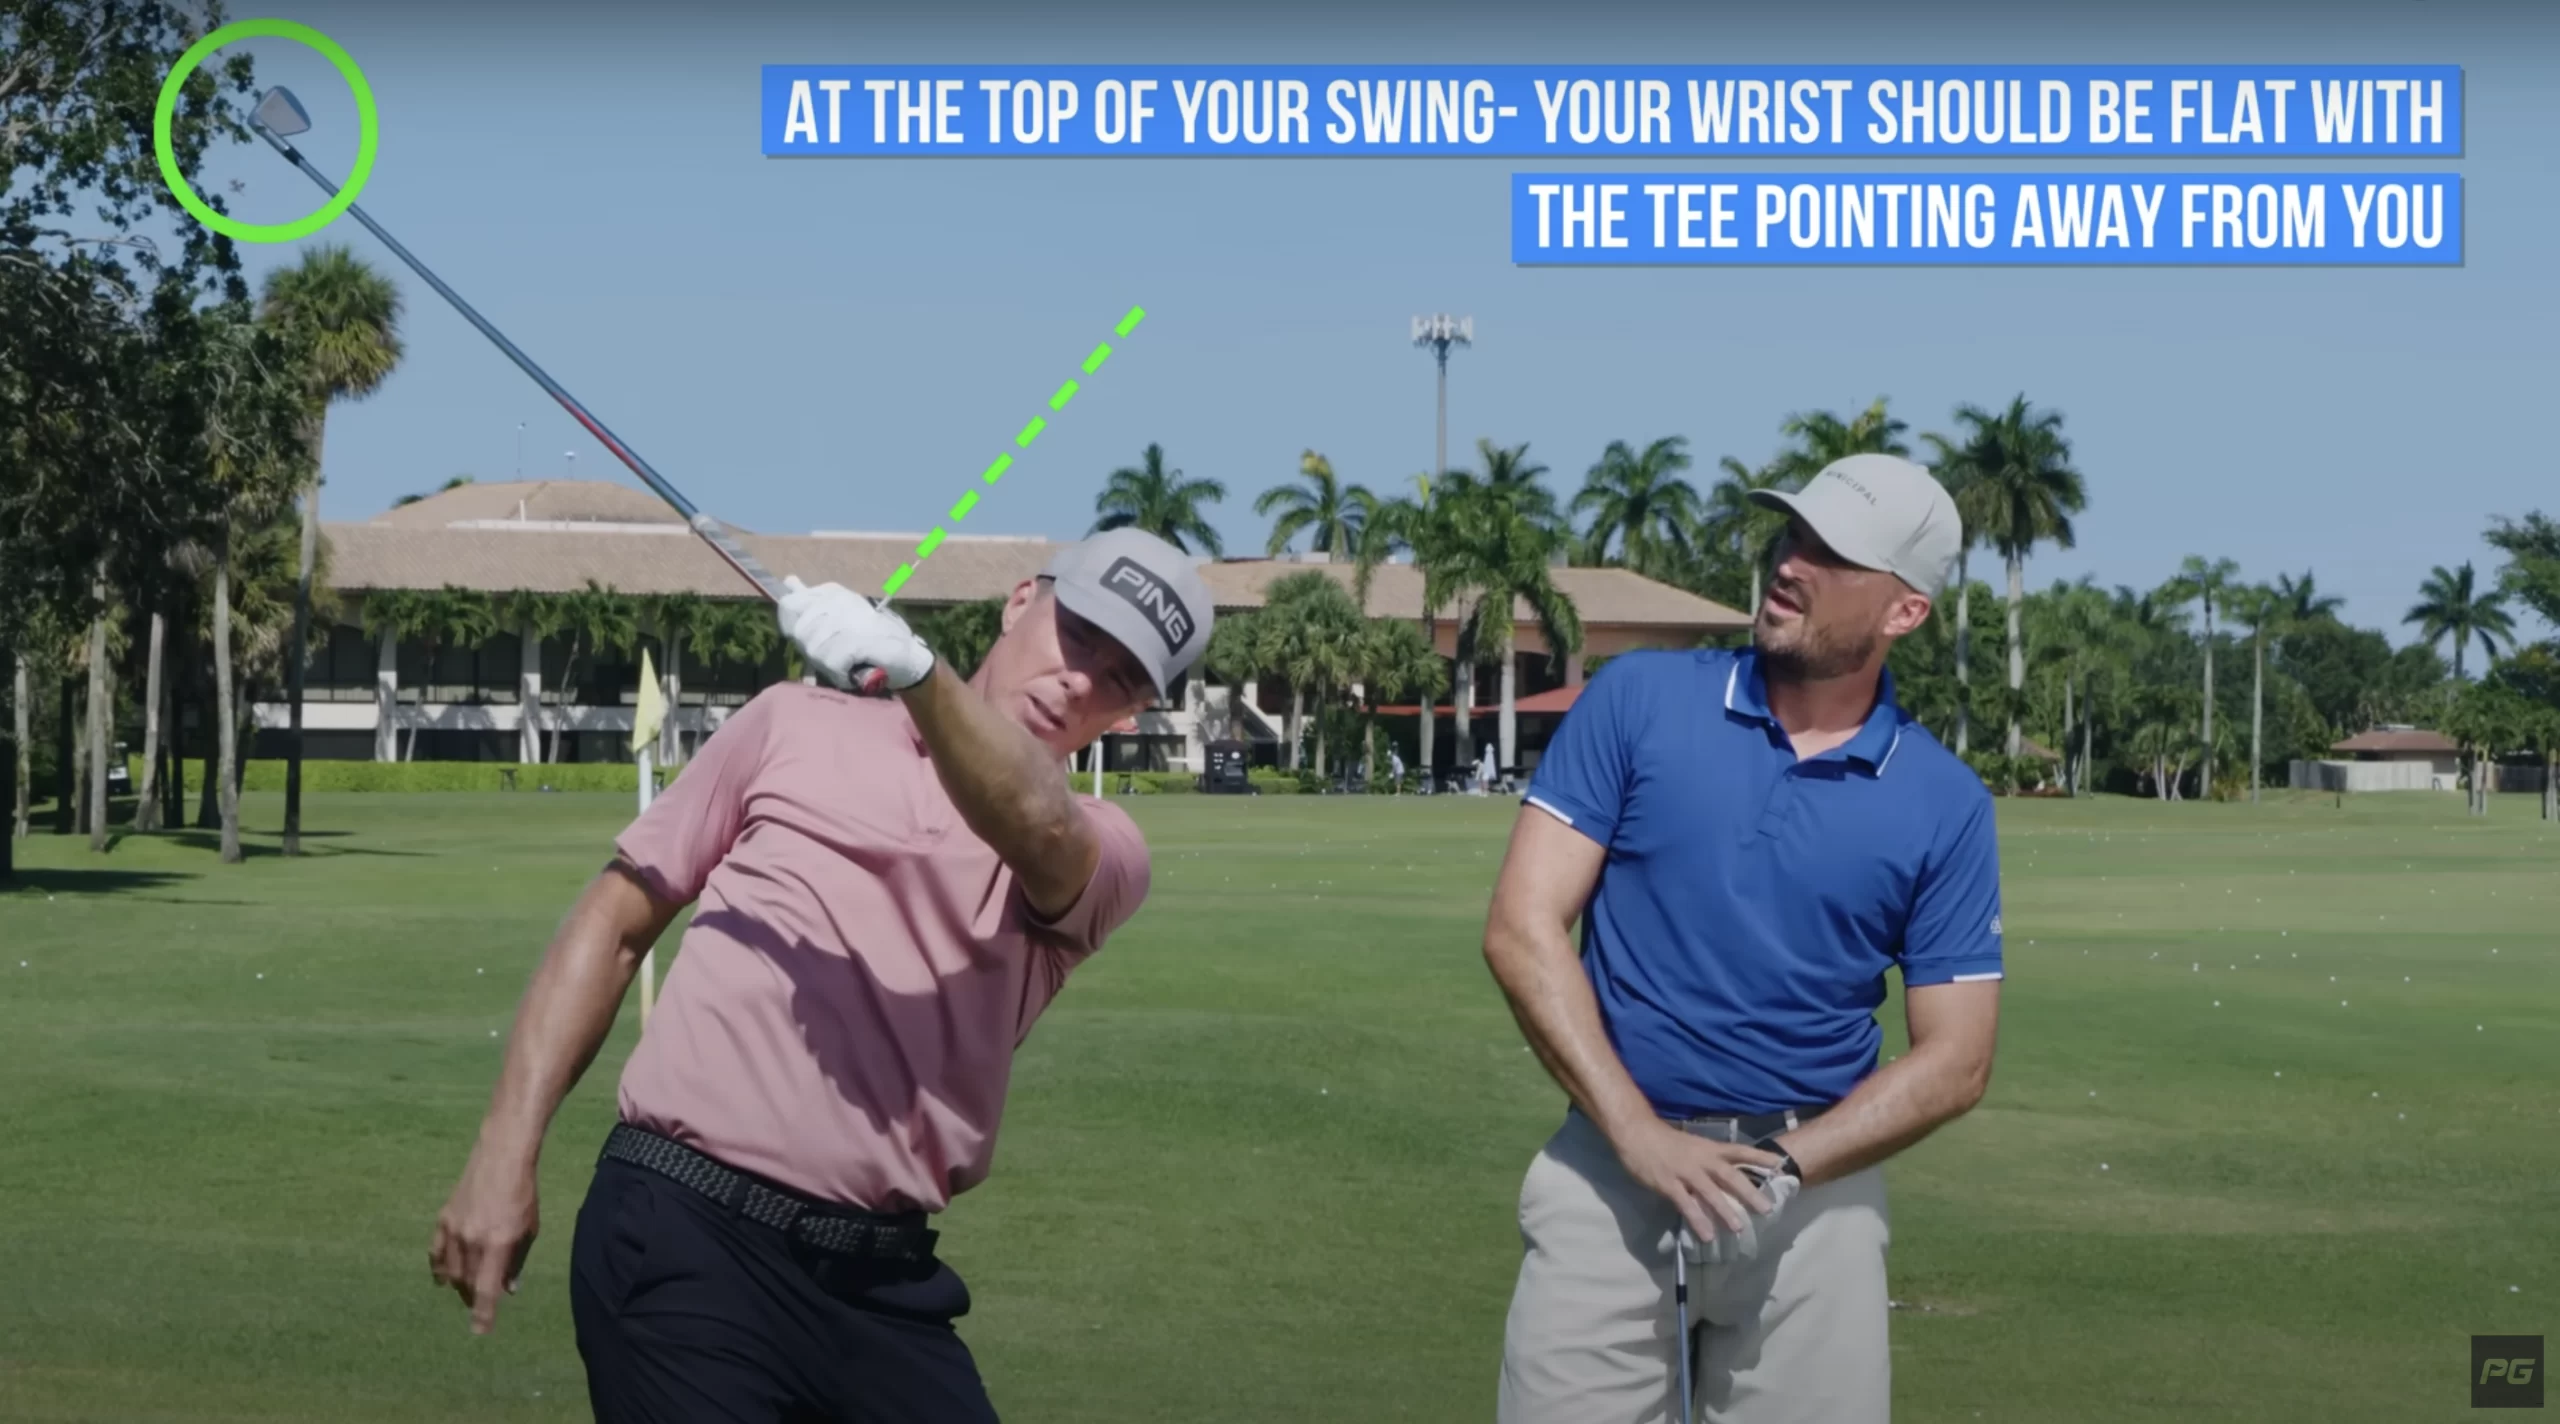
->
xmin=154 ymin=18 xmax=378 ymax=244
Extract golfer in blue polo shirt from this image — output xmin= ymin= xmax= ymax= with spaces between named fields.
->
xmin=1485 ymin=454 xmax=2004 ymax=1424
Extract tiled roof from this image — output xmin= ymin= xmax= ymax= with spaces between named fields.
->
xmin=322 ymin=506 xmax=1747 ymax=632
xmin=369 ymin=479 xmax=694 ymax=528
xmin=2332 ymin=728 xmax=2458 ymax=754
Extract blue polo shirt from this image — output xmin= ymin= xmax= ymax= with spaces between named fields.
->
xmin=1523 ymin=647 xmax=2004 ymax=1118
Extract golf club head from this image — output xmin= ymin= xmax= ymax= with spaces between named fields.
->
xmin=253 ymin=87 xmax=312 ymax=139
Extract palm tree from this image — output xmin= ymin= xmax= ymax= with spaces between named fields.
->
xmin=406 ymin=587 xmax=497 ymax=761
xmin=499 ymin=591 xmax=573 ymax=763
xmin=1199 ymin=607 xmax=1267 ymax=747
xmin=1571 ymin=435 xmax=1699 ymax=578
xmin=1439 ymin=482 xmax=1584 ymax=776
xmin=1255 ymin=573 xmax=1365 ymax=771
xmin=550 ymin=581 xmax=638 ymax=763
xmin=646 ymin=592 xmax=708 ymax=761
xmin=2271 ymin=569 xmax=2345 ymax=627
xmin=1465 ymin=438 xmax=1565 ymax=532
xmin=260 ymin=246 xmax=404 ymax=855
xmin=1918 ymin=433 xmax=1990 ymax=754
xmin=187 ymin=307 xmax=315 ymax=862
xmin=1357 ymin=616 xmax=1447 ymax=788
xmin=1941 ymin=395 xmax=2088 ymax=760
xmin=2224 ymin=584 xmax=2282 ymax=803
xmin=1092 ymin=442 xmax=1226 ymax=556
xmin=1774 ymin=397 xmax=1911 ymax=481
xmin=2161 ymin=555 xmax=2241 ymax=798
xmin=1697 ymin=456 xmax=1792 ymax=615
xmin=1255 ymin=450 xmax=1367 ymax=558
xmin=2404 ymin=562 xmax=2514 ymax=683
xmin=358 ymin=590 xmax=431 ymax=763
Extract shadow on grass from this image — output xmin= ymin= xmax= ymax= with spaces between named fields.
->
xmin=155 ymin=830 xmax=428 ymax=859
xmin=0 ymin=867 xmax=190 ymax=896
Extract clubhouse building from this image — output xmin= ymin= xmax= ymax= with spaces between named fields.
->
xmin=267 ymin=480 xmax=1749 ymax=779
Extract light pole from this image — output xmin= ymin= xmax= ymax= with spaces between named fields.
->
xmin=1411 ymin=314 xmax=1471 ymax=787
xmin=516 ymin=422 xmax=525 ymax=479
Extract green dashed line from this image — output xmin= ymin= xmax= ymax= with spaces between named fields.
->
xmin=878 ymin=307 xmax=1145 ymax=600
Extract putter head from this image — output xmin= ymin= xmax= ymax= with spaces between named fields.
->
xmin=253 ymin=87 xmax=312 ymax=139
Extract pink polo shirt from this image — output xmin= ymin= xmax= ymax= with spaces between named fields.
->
xmin=609 ymin=682 xmax=1149 ymax=1214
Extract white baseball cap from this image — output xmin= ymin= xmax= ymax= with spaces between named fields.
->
xmin=1748 ymin=454 xmax=1966 ymax=597
xmin=1041 ymin=528 xmax=1216 ymax=697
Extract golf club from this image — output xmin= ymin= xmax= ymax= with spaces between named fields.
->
xmin=247 ymin=89 xmax=795 ymax=602
xmin=249 ymin=87 xmax=898 ymax=692
xmin=1674 ymin=1227 xmax=1696 ymax=1424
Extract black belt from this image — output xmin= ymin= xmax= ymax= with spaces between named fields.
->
xmin=601 ymin=1123 xmax=937 ymax=1262
xmin=1676 ymin=1103 xmax=1833 ymax=1142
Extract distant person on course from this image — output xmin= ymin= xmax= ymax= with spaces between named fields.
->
xmin=427 ymin=529 xmax=1212 ymax=1423
xmin=1482 ymin=454 xmax=2007 ymax=1424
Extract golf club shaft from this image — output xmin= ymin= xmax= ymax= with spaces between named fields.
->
xmin=257 ymin=132 xmax=784 ymax=605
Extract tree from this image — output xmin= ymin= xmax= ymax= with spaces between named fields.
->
xmin=550 ymin=581 xmax=638 ymax=763
xmin=1695 ymin=456 xmax=1791 ymax=615
xmin=405 ymin=587 xmax=496 ymax=761
xmin=1092 ymin=442 xmax=1225 ymax=556
xmin=1198 ymin=606 xmax=1267 ymax=747
xmin=910 ymin=598 xmax=1006 ymax=681
xmin=2270 ymin=569 xmax=2345 ymax=627
xmin=1437 ymin=478 xmax=1584 ymax=775
xmin=2403 ymin=561 xmax=2514 ymax=683
xmin=2443 ymin=681 xmax=2531 ymax=817
xmin=260 ymin=245 xmax=403 ymax=849
xmin=2482 ymin=512 xmax=2560 ymax=631
xmin=1254 ymin=573 xmax=1364 ymax=771
xmin=1571 ymin=436 xmax=1699 ymax=578
xmin=2161 ymin=556 xmax=2242 ymax=797
xmin=1254 ymin=450 xmax=1366 ymax=558
xmin=2225 ymin=584 xmax=2281 ymax=802
xmin=1942 ymin=395 xmax=2089 ymax=760
xmin=1357 ymin=616 xmax=1446 ymax=787
xmin=183 ymin=305 xmax=314 ymax=860
xmin=644 ymin=591 xmax=707 ymax=761
xmin=1773 ymin=397 xmax=1910 ymax=480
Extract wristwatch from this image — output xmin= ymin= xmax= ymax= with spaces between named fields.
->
xmin=1752 ymin=1136 xmax=1803 ymax=1183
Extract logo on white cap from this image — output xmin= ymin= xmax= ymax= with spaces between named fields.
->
xmin=1100 ymin=556 xmax=1195 ymax=653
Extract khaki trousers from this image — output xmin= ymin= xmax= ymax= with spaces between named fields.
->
xmin=1496 ymin=1110 xmax=1893 ymax=1424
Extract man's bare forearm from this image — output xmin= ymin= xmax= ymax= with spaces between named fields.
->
xmin=897 ymin=662 xmax=1078 ymax=867
xmin=1773 ymin=1040 xmax=1989 ymax=1186
xmin=474 ymin=867 xmax=663 ymax=1172
xmin=1484 ymin=915 xmax=1661 ymax=1145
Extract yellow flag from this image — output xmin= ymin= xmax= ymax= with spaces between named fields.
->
xmin=632 ymin=647 xmax=665 ymax=754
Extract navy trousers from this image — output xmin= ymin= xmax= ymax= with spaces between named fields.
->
xmin=570 ymin=1155 xmax=1001 ymax=1423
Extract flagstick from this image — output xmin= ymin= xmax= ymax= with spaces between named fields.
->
xmin=636 ymin=742 xmax=657 ymax=1029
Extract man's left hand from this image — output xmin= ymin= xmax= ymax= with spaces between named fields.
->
xmin=1681 ymin=1165 xmax=1800 ymax=1266
xmin=777 ymin=576 xmax=936 ymax=691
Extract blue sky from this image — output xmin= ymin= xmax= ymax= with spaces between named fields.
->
xmin=187 ymin=0 xmax=2557 ymax=644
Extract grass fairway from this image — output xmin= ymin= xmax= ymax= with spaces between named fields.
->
xmin=1 ymin=788 xmax=2553 ymax=1423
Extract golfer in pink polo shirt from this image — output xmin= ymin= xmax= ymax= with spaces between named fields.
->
xmin=426 ymin=529 xmax=1213 ymax=1424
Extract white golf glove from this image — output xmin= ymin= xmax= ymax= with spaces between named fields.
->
xmin=776 ymin=576 xmax=935 ymax=691
xmin=1680 ymin=1166 xmax=1800 ymax=1267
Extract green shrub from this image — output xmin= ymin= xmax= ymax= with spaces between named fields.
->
xmin=1247 ymin=769 xmax=1304 ymax=795
xmin=225 ymin=759 xmax=645 ymax=793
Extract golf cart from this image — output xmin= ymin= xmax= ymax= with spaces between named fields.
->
xmin=1200 ymin=740 xmax=1254 ymax=795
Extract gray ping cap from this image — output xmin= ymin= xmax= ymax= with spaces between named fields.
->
xmin=1042 ymin=527 xmax=1216 ymax=696
xmin=1748 ymin=453 xmax=1966 ymax=597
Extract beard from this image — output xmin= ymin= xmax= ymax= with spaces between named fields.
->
xmin=1753 ymin=593 xmax=1884 ymax=682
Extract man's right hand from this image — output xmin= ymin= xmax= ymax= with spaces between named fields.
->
xmin=429 ymin=1146 xmax=540 ymax=1336
xmin=1610 ymin=1118 xmax=1786 ymax=1245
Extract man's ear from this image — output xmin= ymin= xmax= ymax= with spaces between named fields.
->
xmin=999 ymin=579 xmax=1039 ymax=633
xmin=1884 ymin=588 xmax=1934 ymax=639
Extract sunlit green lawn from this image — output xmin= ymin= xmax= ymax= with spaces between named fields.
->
xmin=0 ymin=788 xmax=2552 ymax=1422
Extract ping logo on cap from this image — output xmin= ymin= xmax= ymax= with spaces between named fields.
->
xmin=1101 ymin=556 xmax=1194 ymax=652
